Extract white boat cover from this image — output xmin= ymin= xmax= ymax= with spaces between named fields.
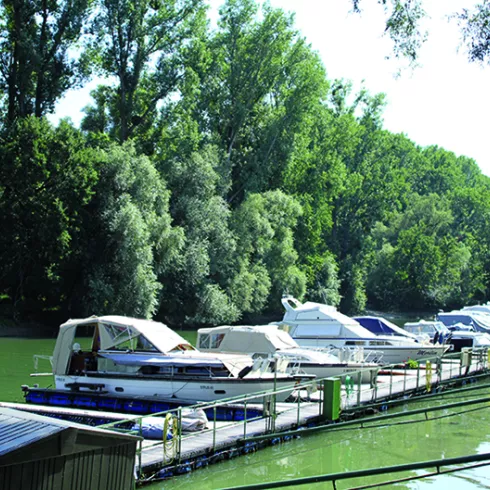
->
xmin=52 ymin=316 xmax=194 ymax=376
xmin=197 ymin=325 xmax=298 ymax=354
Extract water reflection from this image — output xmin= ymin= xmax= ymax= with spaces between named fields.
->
xmin=150 ymin=392 xmax=490 ymax=490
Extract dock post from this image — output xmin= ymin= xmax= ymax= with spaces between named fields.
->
xmin=321 ymin=378 xmax=341 ymax=421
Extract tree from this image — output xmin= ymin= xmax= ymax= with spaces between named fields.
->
xmin=80 ymin=142 xmax=184 ymax=318
xmin=158 ymin=145 xmax=240 ymax=325
xmin=85 ymin=0 xmax=205 ymax=142
xmin=187 ymin=0 xmax=328 ymax=204
xmin=366 ymin=193 xmax=484 ymax=309
xmin=232 ymin=190 xmax=306 ymax=313
xmin=0 ymin=0 xmax=91 ymax=122
xmin=0 ymin=117 xmax=97 ymax=318
xmin=351 ymin=1 xmax=490 ymax=68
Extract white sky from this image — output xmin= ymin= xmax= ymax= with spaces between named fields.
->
xmin=52 ymin=0 xmax=490 ymax=176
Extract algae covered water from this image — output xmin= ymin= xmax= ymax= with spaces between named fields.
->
xmin=2 ymin=336 xmax=490 ymax=489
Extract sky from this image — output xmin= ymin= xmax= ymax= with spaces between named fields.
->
xmin=52 ymin=1 xmax=490 ymax=176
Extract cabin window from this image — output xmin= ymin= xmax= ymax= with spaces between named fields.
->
xmin=198 ymin=334 xmax=210 ymax=349
xmin=104 ymin=324 xmax=158 ymax=352
xmin=345 ymin=341 xmax=365 ymax=346
xmin=210 ymin=333 xmax=225 ymax=349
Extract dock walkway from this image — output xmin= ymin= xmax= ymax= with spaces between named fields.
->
xmin=137 ymin=354 xmax=488 ymax=479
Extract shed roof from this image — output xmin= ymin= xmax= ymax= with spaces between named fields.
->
xmin=0 ymin=407 xmax=139 ymax=466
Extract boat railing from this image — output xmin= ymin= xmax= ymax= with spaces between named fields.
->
xmin=32 ymin=355 xmax=54 ymax=376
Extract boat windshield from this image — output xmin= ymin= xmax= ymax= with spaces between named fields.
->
xmin=104 ymin=324 xmax=159 ymax=352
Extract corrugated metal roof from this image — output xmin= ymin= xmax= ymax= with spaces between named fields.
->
xmin=0 ymin=410 xmax=63 ymax=456
xmin=0 ymin=407 xmax=140 ymax=457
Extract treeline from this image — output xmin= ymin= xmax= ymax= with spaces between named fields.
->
xmin=1 ymin=0 xmax=489 ymax=326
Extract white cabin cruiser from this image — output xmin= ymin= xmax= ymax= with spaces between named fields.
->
xmin=196 ymin=324 xmax=378 ymax=383
xmin=277 ymin=297 xmax=448 ymax=365
xmin=404 ymin=319 xmax=490 ymax=352
xmin=49 ymin=316 xmax=307 ymax=403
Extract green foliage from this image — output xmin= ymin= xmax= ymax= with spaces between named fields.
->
xmin=232 ymin=190 xmax=306 ymax=312
xmin=82 ymin=142 xmax=183 ymax=318
xmin=367 ymin=193 xmax=485 ymax=309
xmin=3 ymin=0 xmax=490 ymax=326
xmin=83 ymin=0 xmax=205 ymax=143
xmin=0 ymin=117 xmax=97 ymax=317
xmin=0 ymin=0 xmax=92 ymax=122
xmin=188 ymin=0 xmax=328 ymax=204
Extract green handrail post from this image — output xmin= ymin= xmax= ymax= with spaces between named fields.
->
xmin=177 ymin=407 xmax=182 ymax=463
xmin=297 ymin=388 xmax=301 ymax=426
xmin=213 ymin=406 xmax=217 ymax=453
xmin=243 ymin=400 xmax=247 ymax=440
xmin=138 ymin=417 xmax=142 ymax=474
xmin=357 ymin=370 xmax=361 ymax=407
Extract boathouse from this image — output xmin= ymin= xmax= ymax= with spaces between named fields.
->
xmin=0 ymin=407 xmax=139 ymax=490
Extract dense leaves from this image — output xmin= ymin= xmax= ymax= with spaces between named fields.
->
xmin=1 ymin=0 xmax=490 ymax=326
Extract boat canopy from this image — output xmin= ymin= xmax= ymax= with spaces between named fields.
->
xmin=354 ymin=316 xmax=418 ymax=340
xmin=462 ymin=303 xmax=490 ymax=315
xmin=437 ymin=311 xmax=490 ymax=333
xmin=404 ymin=320 xmax=449 ymax=336
xmin=197 ymin=325 xmax=298 ymax=354
xmin=52 ymin=316 xmax=194 ymax=376
xmin=99 ymin=350 xmax=253 ymax=376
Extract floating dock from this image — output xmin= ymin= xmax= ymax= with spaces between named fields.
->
xmin=12 ymin=348 xmax=490 ymax=485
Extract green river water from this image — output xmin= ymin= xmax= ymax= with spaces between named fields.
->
xmin=2 ymin=334 xmax=490 ymax=489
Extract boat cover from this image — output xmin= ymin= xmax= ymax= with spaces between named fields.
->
xmin=52 ymin=316 xmax=194 ymax=376
xmin=198 ymin=325 xmax=298 ymax=354
xmin=99 ymin=352 xmax=226 ymax=368
xmin=355 ymin=317 xmax=418 ymax=340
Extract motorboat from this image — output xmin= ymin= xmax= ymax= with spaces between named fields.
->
xmin=277 ymin=297 xmax=449 ymax=365
xmin=43 ymin=316 xmax=309 ymax=403
xmin=404 ymin=319 xmax=490 ymax=352
xmin=437 ymin=310 xmax=490 ymax=334
xmin=196 ymin=324 xmax=379 ymax=383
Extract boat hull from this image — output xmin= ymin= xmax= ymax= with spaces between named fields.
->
xmin=54 ymin=374 xmax=299 ymax=403
xmin=292 ymin=338 xmax=447 ymax=365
